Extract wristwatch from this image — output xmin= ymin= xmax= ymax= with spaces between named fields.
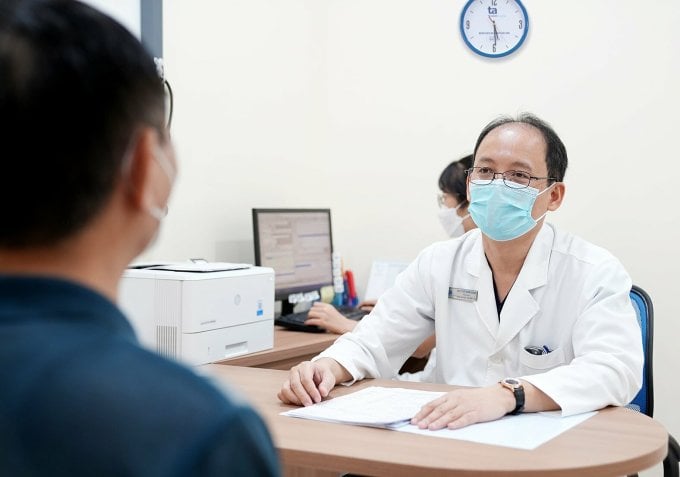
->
xmin=500 ymin=378 xmax=525 ymax=415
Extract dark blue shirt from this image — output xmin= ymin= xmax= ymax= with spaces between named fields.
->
xmin=0 ymin=276 xmax=280 ymax=477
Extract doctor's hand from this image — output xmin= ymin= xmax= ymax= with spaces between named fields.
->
xmin=305 ymin=302 xmax=357 ymax=334
xmin=277 ymin=358 xmax=351 ymax=407
xmin=410 ymin=384 xmax=515 ymax=430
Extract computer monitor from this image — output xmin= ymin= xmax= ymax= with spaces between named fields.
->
xmin=252 ymin=208 xmax=334 ymax=313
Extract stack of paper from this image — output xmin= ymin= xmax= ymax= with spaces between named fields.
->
xmin=281 ymin=386 xmax=597 ymax=449
xmin=282 ymin=387 xmax=444 ymax=429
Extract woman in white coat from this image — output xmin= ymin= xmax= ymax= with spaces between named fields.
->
xmin=278 ymin=113 xmax=643 ymax=431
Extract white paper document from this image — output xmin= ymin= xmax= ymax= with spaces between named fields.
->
xmin=396 ymin=410 xmax=597 ymax=450
xmin=281 ymin=386 xmax=597 ymax=449
xmin=128 ymin=261 xmax=252 ymax=272
xmin=282 ymin=386 xmax=444 ymax=428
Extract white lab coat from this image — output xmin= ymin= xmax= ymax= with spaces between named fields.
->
xmin=317 ymin=224 xmax=643 ymax=416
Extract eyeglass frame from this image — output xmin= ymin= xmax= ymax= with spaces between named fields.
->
xmin=437 ymin=192 xmax=467 ymax=209
xmin=163 ymin=79 xmax=174 ymax=130
xmin=465 ymin=166 xmax=556 ymax=189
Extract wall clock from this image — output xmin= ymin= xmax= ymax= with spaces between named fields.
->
xmin=460 ymin=0 xmax=529 ymax=58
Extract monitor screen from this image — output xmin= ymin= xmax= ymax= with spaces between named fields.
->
xmin=252 ymin=208 xmax=333 ymax=301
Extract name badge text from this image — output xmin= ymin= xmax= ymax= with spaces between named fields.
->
xmin=449 ymin=287 xmax=478 ymax=302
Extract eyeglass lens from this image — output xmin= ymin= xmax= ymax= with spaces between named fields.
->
xmin=469 ymin=167 xmax=532 ymax=188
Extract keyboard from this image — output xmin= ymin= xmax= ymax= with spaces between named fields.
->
xmin=275 ymin=306 xmax=369 ymax=333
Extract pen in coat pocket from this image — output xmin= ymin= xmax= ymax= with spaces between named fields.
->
xmin=524 ymin=345 xmax=551 ymax=355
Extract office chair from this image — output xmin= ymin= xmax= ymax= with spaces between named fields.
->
xmin=627 ymin=285 xmax=680 ymax=477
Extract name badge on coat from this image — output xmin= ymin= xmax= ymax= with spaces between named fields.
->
xmin=449 ymin=287 xmax=478 ymax=302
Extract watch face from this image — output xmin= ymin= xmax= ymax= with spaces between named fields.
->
xmin=503 ymin=378 xmax=521 ymax=388
xmin=460 ymin=0 xmax=529 ymax=58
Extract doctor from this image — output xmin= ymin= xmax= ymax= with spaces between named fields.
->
xmin=278 ymin=113 xmax=643 ymax=430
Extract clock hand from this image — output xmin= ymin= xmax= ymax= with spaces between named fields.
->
xmin=488 ymin=16 xmax=500 ymax=45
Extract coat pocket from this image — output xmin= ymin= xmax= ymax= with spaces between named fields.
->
xmin=519 ymin=346 xmax=566 ymax=370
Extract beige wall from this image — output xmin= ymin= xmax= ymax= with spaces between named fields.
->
xmin=153 ymin=2 xmax=679 ymax=473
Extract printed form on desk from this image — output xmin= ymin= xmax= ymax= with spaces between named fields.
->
xmin=281 ymin=386 xmax=597 ymax=450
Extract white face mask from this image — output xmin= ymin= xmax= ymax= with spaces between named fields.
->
xmin=437 ymin=203 xmax=469 ymax=238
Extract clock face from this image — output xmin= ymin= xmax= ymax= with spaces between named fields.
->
xmin=460 ymin=0 xmax=529 ymax=58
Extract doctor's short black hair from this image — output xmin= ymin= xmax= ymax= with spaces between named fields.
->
xmin=0 ymin=0 xmax=165 ymax=248
xmin=438 ymin=154 xmax=473 ymax=205
xmin=473 ymin=113 xmax=568 ymax=183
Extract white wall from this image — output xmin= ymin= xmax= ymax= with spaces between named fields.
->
xmin=157 ymin=2 xmax=679 ymax=473
xmin=157 ymin=0 xmax=328 ymax=264
xmin=80 ymin=0 xmax=141 ymax=38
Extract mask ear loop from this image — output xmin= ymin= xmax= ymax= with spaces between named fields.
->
xmin=146 ymin=203 xmax=169 ymax=221
xmin=536 ymin=181 xmax=556 ymax=197
xmin=454 ymin=201 xmax=471 ymax=222
xmin=533 ymin=181 xmax=557 ymax=222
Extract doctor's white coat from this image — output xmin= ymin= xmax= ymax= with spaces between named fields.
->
xmin=317 ymin=224 xmax=644 ymax=416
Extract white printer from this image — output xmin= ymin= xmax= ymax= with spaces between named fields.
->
xmin=119 ymin=261 xmax=274 ymax=366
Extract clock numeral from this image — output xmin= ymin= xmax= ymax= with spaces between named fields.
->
xmin=492 ymin=44 xmax=496 ymax=53
xmin=519 ymin=19 xmax=523 ymax=29
xmin=491 ymin=0 xmax=497 ymax=5
xmin=466 ymin=19 xmax=470 ymax=30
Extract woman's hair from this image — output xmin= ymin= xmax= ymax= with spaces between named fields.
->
xmin=438 ymin=154 xmax=473 ymax=205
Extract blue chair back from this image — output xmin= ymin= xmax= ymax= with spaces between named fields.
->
xmin=626 ymin=286 xmax=679 ymax=477
xmin=627 ymin=285 xmax=654 ymax=417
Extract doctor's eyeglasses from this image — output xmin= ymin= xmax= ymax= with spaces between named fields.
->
xmin=466 ymin=167 xmax=555 ymax=189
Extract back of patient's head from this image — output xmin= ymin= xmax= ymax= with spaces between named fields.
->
xmin=0 ymin=0 xmax=165 ymax=249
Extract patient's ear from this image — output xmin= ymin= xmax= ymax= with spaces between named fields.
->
xmin=123 ymin=128 xmax=160 ymax=211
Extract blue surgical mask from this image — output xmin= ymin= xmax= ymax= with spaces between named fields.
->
xmin=468 ymin=180 xmax=553 ymax=241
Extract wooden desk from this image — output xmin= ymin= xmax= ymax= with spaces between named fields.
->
xmin=216 ymin=327 xmax=428 ymax=374
xmin=202 ymin=365 xmax=669 ymax=477
xmin=216 ymin=327 xmax=339 ymax=370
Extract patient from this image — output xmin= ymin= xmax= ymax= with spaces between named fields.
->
xmin=0 ymin=1 xmax=278 ymax=475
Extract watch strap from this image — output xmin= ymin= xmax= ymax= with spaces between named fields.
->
xmin=501 ymin=378 xmax=525 ymax=415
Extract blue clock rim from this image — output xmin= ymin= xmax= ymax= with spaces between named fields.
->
xmin=459 ymin=0 xmax=530 ymax=58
